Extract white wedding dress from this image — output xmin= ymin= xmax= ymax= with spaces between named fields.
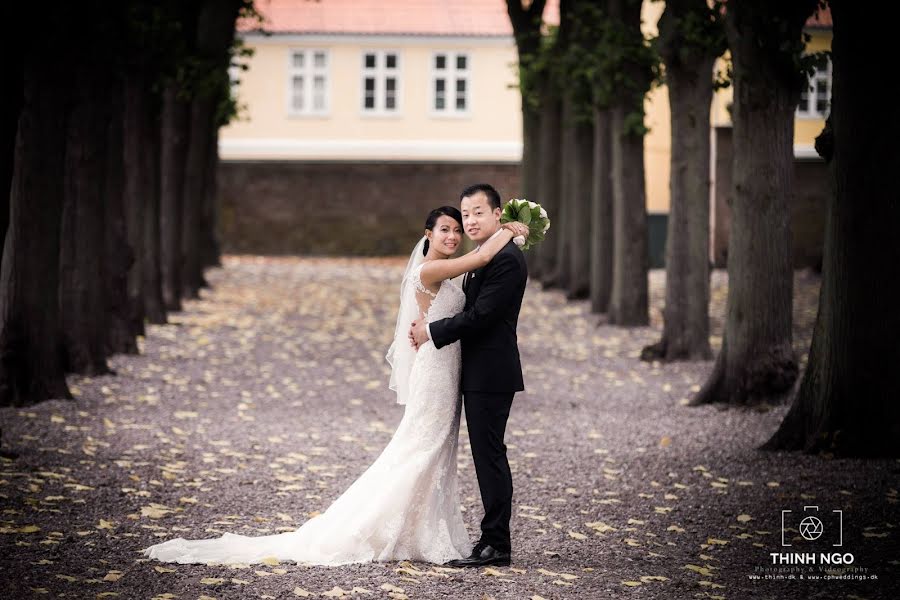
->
xmin=143 ymin=262 xmax=471 ymax=565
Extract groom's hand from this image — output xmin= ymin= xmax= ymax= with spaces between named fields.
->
xmin=409 ymin=318 xmax=429 ymax=350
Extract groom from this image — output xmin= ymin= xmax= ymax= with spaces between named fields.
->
xmin=409 ymin=183 xmax=527 ymax=567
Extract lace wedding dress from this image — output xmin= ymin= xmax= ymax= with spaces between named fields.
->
xmin=143 ymin=262 xmax=471 ymax=566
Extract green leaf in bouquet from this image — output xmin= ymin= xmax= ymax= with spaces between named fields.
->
xmin=517 ymin=205 xmax=532 ymax=225
xmin=501 ymin=202 xmax=518 ymax=223
xmin=531 ymin=206 xmax=541 ymax=222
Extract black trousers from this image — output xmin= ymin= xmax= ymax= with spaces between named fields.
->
xmin=463 ymin=390 xmax=514 ymax=553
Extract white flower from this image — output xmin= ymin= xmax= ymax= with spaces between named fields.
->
xmin=539 ymin=207 xmax=547 ymax=219
xmin=543 ymin=221 xmax=550 ymax=233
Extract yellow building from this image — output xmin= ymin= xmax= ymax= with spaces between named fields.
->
xmin=221 ymin=0 xmax=831 ymax=262
xmin=220 ymin=0 xmax=532 ymax=254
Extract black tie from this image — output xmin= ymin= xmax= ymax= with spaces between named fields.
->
xmin=463 ymin=271 xmax=471 ymax=292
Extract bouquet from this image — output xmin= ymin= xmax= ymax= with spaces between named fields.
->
xmin=500 ymin=199 xmax=550 ymax=251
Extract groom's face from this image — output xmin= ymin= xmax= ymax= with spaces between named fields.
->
xmin=460 ymin=192 xmax=501 ymax=244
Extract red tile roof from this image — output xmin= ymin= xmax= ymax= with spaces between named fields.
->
xmin=241 ymin=0 xmax=826 ymax=37
xmin=806 ymin=5 xmax=832 ymax=28
xmin=242 ymin=0 xmax=559 ymax=36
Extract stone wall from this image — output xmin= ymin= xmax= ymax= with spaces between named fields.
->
xmin=218 ymin=161 xmax=521 ymax=255
xmin=218 ymin=144 xmax=827 ymax=266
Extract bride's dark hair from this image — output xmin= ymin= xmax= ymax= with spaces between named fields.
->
xmin=423 ymin=206 xmax=463 ymax=255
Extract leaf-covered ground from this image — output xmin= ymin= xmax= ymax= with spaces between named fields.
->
xmin=1 ymin=258 xmax=897 ymax=599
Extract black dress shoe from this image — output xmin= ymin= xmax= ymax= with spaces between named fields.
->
xmin=446 ymin=544 xmax=511 ymax=568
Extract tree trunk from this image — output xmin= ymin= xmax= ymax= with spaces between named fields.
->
xmin=642 ymin=2 xmax=716 ymax=360
xmin=142 ymin=101 xmax=167 ymax=325
xmin=104 ymin=77 xmax=138 ymax=356
xmin=182 ymin=0 xmax=243 ymax=297
xmin=506 ymin=0 xmax=547 ymax=279
xmin=201 ymin=125 xmax=222 ymax=269
xmin=0 ymin=38 xmax=23 ymax=451
xmin=764 ymin=1 xmax=900 ymax=456
xmin=160 ymin=83 xmax=188 ymax=311
xmin=567 ymin=119 xmax=592 ymax=299
xmin=521 ymin=106 xmax=542 ymax=278
xmin=122 ymin=74 xmax=148 ymax=337
xmin=0 ymin=59 xmax=72 ymax=406
xmin=590 ymin=106 xmax=613 ymax=314
xmin=59 ymin=67 xmax=112 ymax=375
xmin=552 ymin=95 xmax=576 ymax=290
xmin=608 ymin=104 xmax=649 ymax=325
xmin=1 ymin=50 xmax=23 ymax=265
xmin=691 ymin=2 xmax=815 ymax=405
xmin=537 ymin=91 xmax=562 ymax=286
xmin=181 ymin=96 xmax=213 ymax=298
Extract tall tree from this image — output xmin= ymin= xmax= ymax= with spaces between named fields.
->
xmin=571 ymin=0 xmax=615 ymax=315
xmin=764 ymin=2 xmax=900 ymax=456
xmin=606 ymin=0 xmax=656 ymax=326
xmin=533 ymin=31 xmax=563 ymax=286
xmin=159 ymin=0 xmax=203 ymax=311
xmin=692 ymin=0 xmax=818 ymax=406
xmin=506 ymin=0 xmax=548 ymax=278
xmin=563 ymin=0 xmax=596 ymax=300
xmin=0 ymin=13 xmax=25 ymax=456
xmin=142 ymin=100 xmax=167 ymax=325
xmin=182 ymin=0 xmax=244 ymax=298
xmin=104 ymin=76 xmax=138 ymax=356
xmin=160 ymin=83 xmax=190 ymax=311
xmin=201 ymin=124 xmax=223 ymax=269
xmin=641 ymin=0 xmax=725 ymax=361
xmin=569 ymin=0 xmax=614 ymax=313
xmin=122 ymin=70 xmax=151 ymax=334
xmin=59 ymin=41 xmax=113 ymax=375
xmin=547 ymin=0 xmax=574 ymax=291
xmin=1 ymin=47 xmax=23 ymax=266
xmin=589 ymin=103 xmax=613 ymax=314
xmin=0 ymin=17 xmax=74 ymax=406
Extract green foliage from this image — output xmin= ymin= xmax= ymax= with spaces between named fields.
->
xmin=121 ymin=0 xmax=260 ymax=126
xmin=655 ymin=0 xmax=728 ymax=89
xmin=518 ymin=26 xmax=562 ymax=112
xmin=721 ymin=0 xmax=823 ymax=96
xmin=565 ymin=1 xmax=661 ymax=133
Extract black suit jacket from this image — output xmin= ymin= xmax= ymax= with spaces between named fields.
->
xmin=430 ymin=240 xmax=527 ymax=393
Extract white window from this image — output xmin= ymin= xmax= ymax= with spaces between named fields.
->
xmin=288 ymin=49 xmax=329 ymax=116
xmin=431 ymin=52 xmax=469 ymax=116
xmin=228 ymin=63 xmax=242 ymax=100
xmin=361 ymin=51 xmax=401 ymax=114
xmin=797 ymin=57 xmax=831 ymax=119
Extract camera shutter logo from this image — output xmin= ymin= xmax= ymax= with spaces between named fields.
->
xmin=799 ymin=515 xmax=824 ymax=541
xmin=781 ymin=506 xmax=843 ymax=547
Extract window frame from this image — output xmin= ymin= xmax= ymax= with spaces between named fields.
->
xmin=796 ymin=56 xmax=832 ymax=120
xmin=287 ymin=48 xmax=330 ymax=117
xmin=429 ymin=51 xmax=471 ymax=118
xmin=360 ymin=49 xmax=402 ymax=117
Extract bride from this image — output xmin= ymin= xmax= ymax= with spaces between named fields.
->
xmin=142 ymin=206 xmax=529 ymax=566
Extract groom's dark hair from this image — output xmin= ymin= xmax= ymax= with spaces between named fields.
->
xmin=460 ymin=183 xmax=501 ymax=210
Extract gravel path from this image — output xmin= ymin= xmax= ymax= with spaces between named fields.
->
xmin=1 ymin=257 xmax=897 ymax=600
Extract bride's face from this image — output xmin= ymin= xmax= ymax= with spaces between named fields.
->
xmin=428 ymin=215 xmax=462 ymax=257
